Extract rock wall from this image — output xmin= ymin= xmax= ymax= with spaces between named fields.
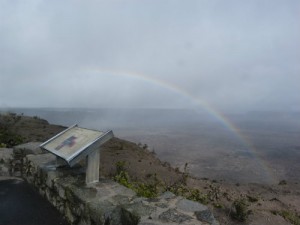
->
xmin=0 ymin=143 xmax=219 ymax=225
xmin=0 ymin=147 xmax=13 ymax=177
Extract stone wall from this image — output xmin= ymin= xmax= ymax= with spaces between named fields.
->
xmin=0 ymin=147 xmax=13 ymax=177
xmin=0 ymin=143 xmax=219 ymax=225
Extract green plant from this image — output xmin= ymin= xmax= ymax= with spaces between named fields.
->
xmin=114 ymin=170 xmax=133 ymax=189
xmin=0 ymin=143 xmax=7 ymax=148
xmin=213 ymin=203 xmax=224 ymax=209
xmin=207 ymin=184 xmax=221 ymax=201
xmin=114 ymin=161 xmax=133 ymax=189
xmin=247 ymin=195 xmax=259 ymax=202
xmin=186 ymin=188 xmax=209 ymax=204
xmin=113 ymin=162 xmax=159 ymax=198
xmin=0 ymin=128 xmax=24 ymax=147
xmin=165 ymin=182 xmax=209 ymax=205
xmin=135 ymin=182 xmax=158 ymax=198
xmin=231 ymin=198 xmax=250 ymax=222
xmin=115 ymin=161 xmax=127 ymax=174
xmin=182 ymin=162 xmax=189 ymax=185
xmin=0 ymin=113 xmax=25 ymax=147
xmin=278 ymin=210 xmax=300 ymax=225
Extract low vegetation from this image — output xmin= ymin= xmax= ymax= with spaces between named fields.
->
xmin=0 ymin=112 xmax=24 ymax=147
xmin=113 ymin=161 xmax=241 ymax=214
xmin=271 ymin=210 xmax=300 ymax=225
xmin=113 ymin=161 xmax=160 ymax=198
xmin=0 ymin=112 xmax=65 ymax=146
xmin=113 ymin=160 xmax=211 ymax=202
xmin=231 ymin=198 xmax=250 ymax=222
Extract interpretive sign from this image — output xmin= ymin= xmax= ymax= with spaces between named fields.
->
xmin=40 ymin=124 xmax=114 ymax=184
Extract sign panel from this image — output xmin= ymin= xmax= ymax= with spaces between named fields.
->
xmin=40 ymin=125 xmax=113 ymax=166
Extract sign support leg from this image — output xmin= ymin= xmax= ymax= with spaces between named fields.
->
xmin=86 ymin=149 xmax=100 ymax=185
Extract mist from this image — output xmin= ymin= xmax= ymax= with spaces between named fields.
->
xmin=1 ymin=0 xmax=299 ymax=113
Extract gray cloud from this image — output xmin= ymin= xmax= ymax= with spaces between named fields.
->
xmin=1 ymin=0 xmax=299 ymax=112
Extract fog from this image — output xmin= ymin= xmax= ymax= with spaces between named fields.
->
xmin=1 ymin=0 xmax=299 ymax=113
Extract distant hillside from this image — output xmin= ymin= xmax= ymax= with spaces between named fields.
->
xmin=0 ymin=112 xmax=65 ymax=146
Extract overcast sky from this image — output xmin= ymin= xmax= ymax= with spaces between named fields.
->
xmin=0 ymin=0 xmax=299 ymax=112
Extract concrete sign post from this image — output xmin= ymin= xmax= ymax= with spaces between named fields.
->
xmin=40 ymin=125 xmax=114 ymax=184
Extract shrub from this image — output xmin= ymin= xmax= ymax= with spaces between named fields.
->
xmin=247 ymin=195 xmax=259 ymax=202
xmin=0 ymin=113 xmax=24 ymax=147
xmin=278 ymin=180 xmax=287 ymax=185
xmin=113 ymin=161 xmax=159 ymax=198
xmin=0 ymin=128 xmax=24 ymax=147
xmin=187 ymin=188 xmax=209 ymax=204
xmin=231 ymin=198 xmax=250 ymax=222
xmin=135 ymin=183 xmax=158 ymax=198
xmin=114 ymin=161 xmax=133 ymax=189
xmin=272 ymin=210 xmax=300 ymax=225
xmin=0 ymin=143 xmax=7 ymax=148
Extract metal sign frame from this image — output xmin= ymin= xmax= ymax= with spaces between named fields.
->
xmin=40 ymin=124 xmax=114 ymax=184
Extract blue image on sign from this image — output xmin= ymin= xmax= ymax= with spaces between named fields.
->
xmin=55 ymin=136 xmax=77 ymax=150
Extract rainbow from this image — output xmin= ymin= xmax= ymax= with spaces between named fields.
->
xmin=82 ymin=67 xmax=277 ymax=183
